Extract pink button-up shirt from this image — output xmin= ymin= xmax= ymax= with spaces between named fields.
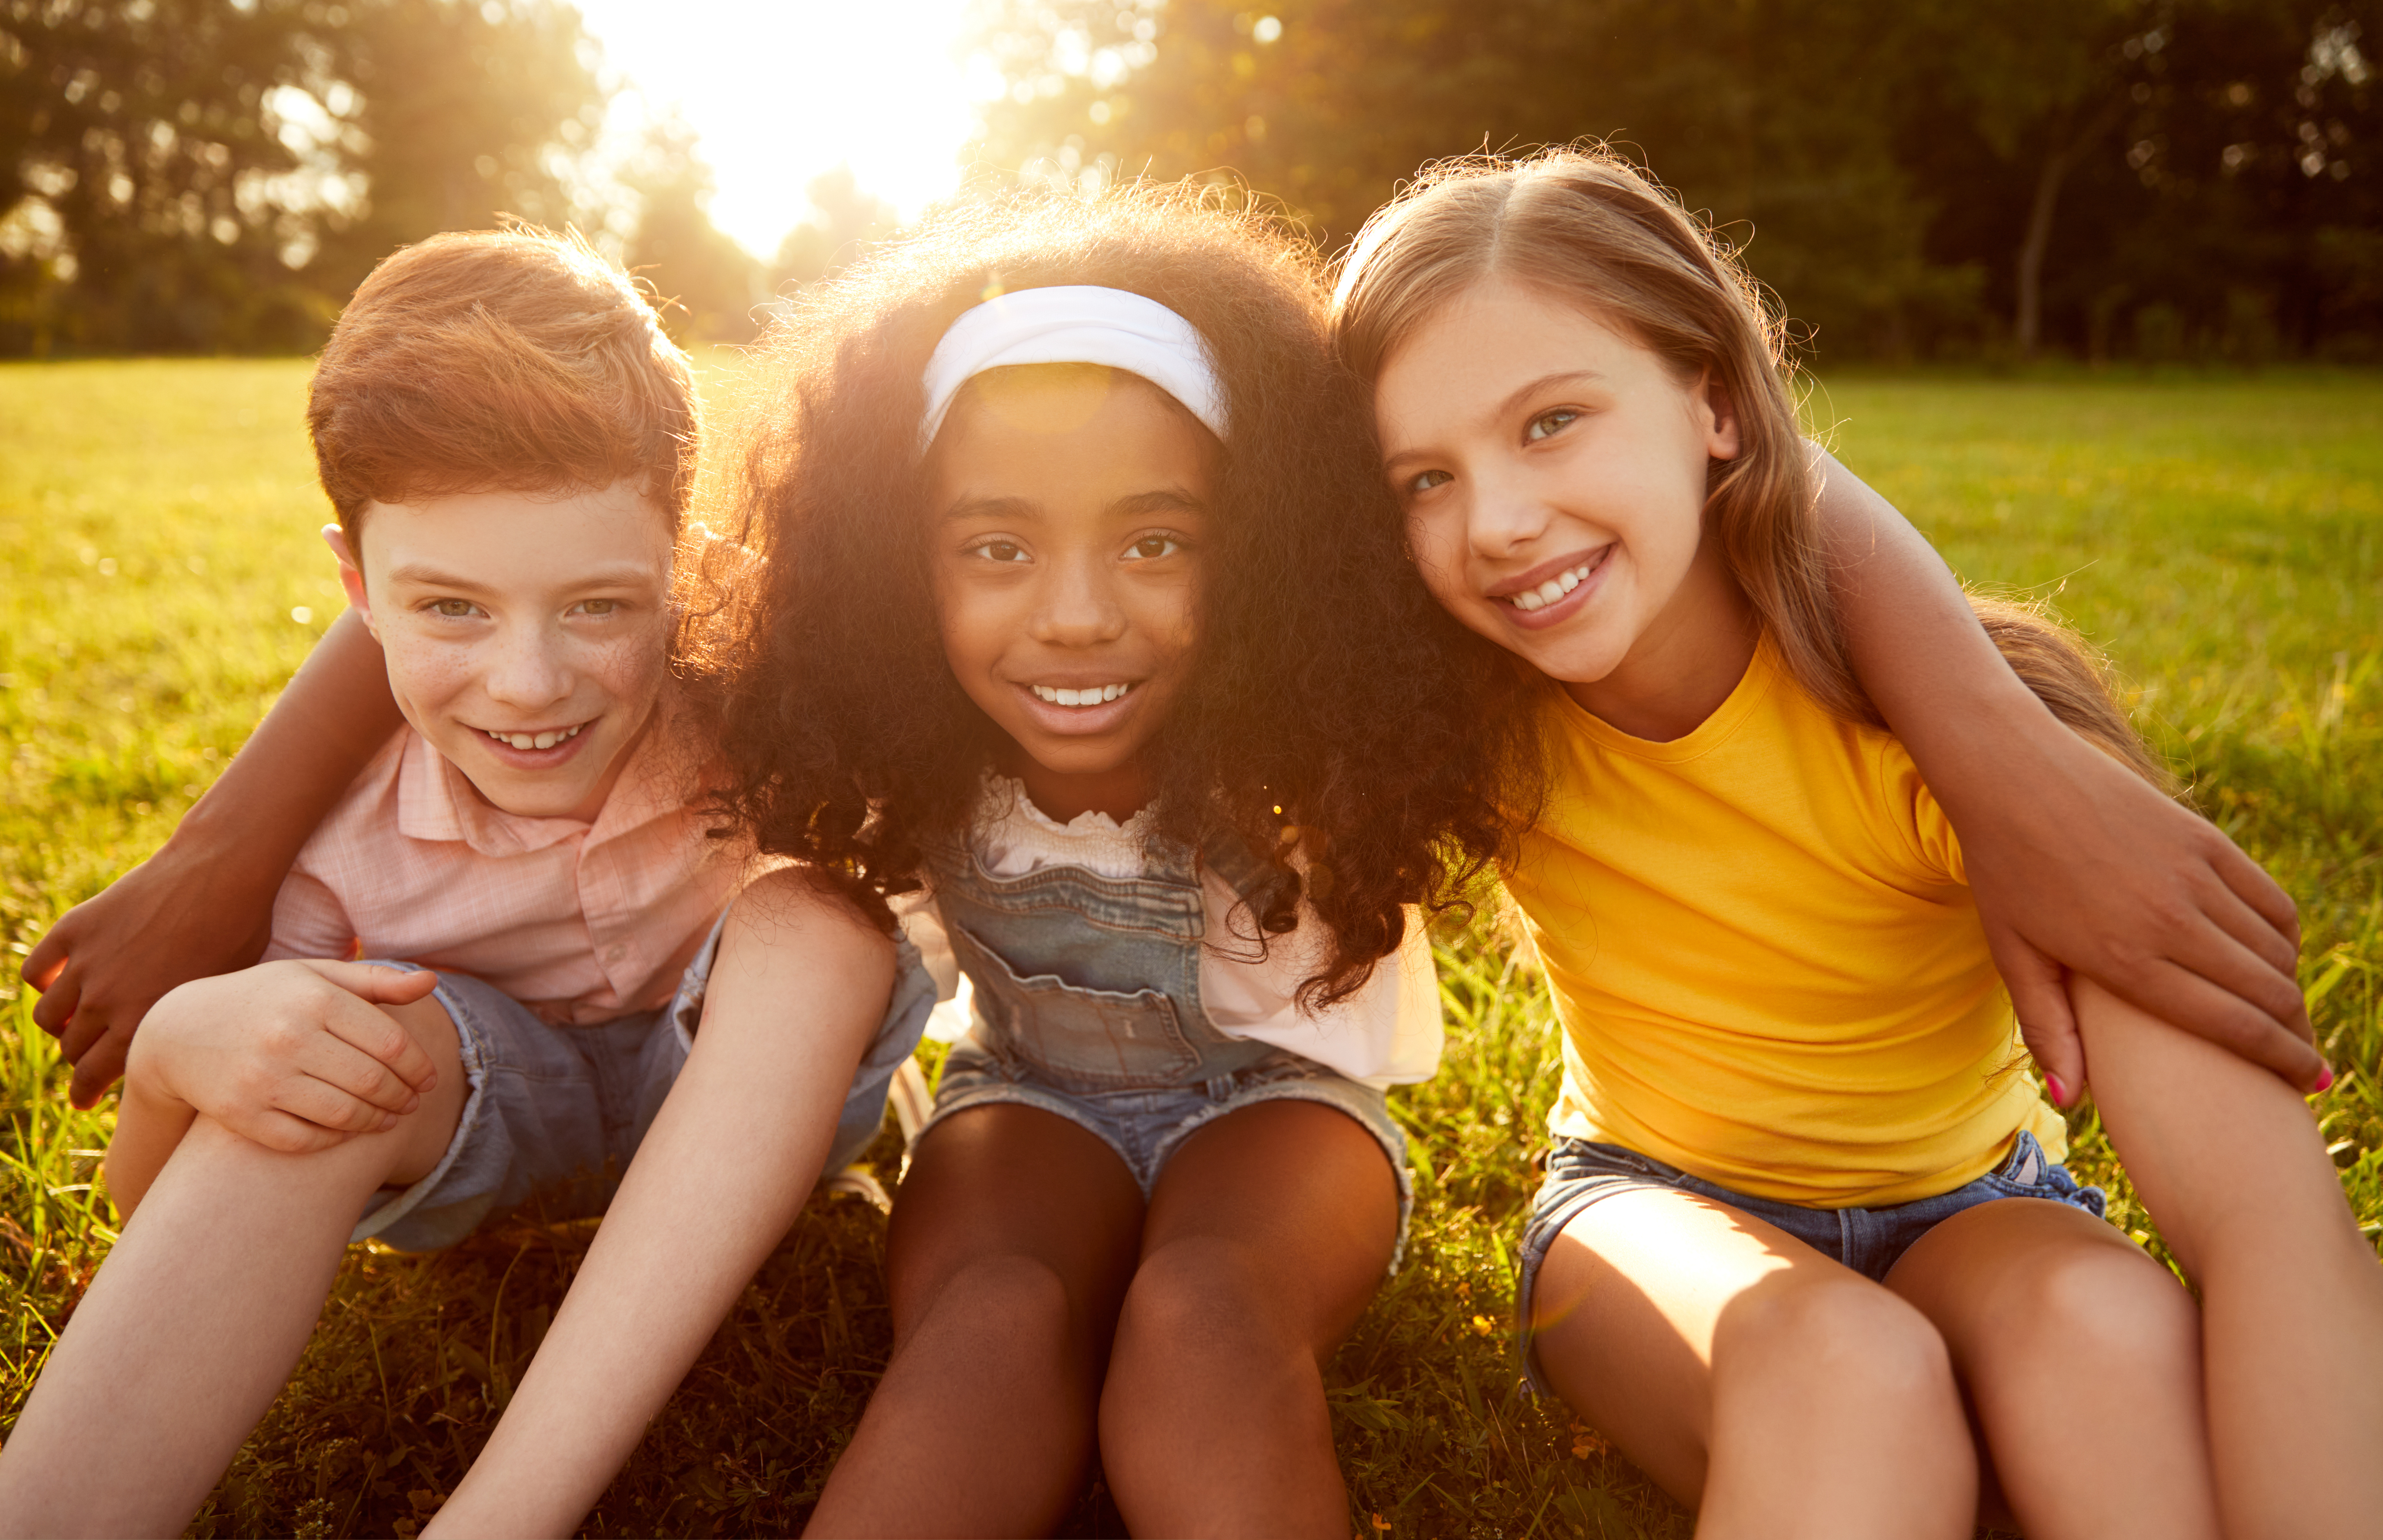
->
xmin=264 ymin=704 xmax=741 ymax=1024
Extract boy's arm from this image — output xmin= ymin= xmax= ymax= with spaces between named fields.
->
xmin=22 ymin=609 xmax=401 ymax=1108
xmin=424 ymin=870 xmax=901 ymax=1539
xmin=1811 ymin=448 xmax=2321 ymax=1100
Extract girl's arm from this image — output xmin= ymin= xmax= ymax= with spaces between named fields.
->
xmin=21 ymin=609 xmax=401 ymax=1108
xmin=1812 ymin=450 xmax=2322 ymax=1101
xmin=424 ymin=869 xmax=897 ymax=1539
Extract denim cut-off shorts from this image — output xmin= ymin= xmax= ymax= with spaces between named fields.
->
xmin=350 ymin=914 xmax=935 ymax=1252
xmin=1513 ymin=1129 xmax=2106 ymax=1395
xmin=925 ymin=1033 xmax=1416 ymax=1270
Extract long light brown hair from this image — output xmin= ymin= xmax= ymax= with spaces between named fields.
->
xmin=1333 ymin=148 xmax=2171 ymax=789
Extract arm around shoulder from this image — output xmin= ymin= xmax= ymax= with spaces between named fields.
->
xmin=22 ymin=609 xmax=403 ymax=1107
xmin=1808 ymin=447 xmax=2319 ymax=1098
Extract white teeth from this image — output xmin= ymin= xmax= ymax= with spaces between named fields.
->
xmin=1031 ymin=682 xmax=1132 ymax=706
xmin=486 ymin=723 xmax=583 ymax=750
xmin=1502 ymin=560 xmax=1598 ymax=611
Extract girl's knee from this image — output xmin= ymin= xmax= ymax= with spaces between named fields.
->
xmin=1722 ymin=1274 xmax=1958 ymax=1409
xmin=1116 ymin=1236 xmax=1295 ymax=1361
xmin=2004 ymin=1238 xmax=2200 ymax=1370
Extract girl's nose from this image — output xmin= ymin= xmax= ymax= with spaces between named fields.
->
xmin=1029 ymin=554 xmax=1129 ymax=646
xmin=1464 ymin=463 xmax=1558 ymax=560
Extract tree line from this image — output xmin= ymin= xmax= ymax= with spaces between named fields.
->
xmin=975 ymin=0 xmax=2383 ymax=363
xmin=4 ymin=0 xmax=2378 ymax=360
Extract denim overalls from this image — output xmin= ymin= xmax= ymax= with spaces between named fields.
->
xmin=917 ymin=825 xmax=1412 ymax=1241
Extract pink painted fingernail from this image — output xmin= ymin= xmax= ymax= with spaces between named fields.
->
xmin=2315 ymin=1065 xmax=2335 ymax=1094
xmin=2045 ymin=1073 xmax=2070 ymax=1108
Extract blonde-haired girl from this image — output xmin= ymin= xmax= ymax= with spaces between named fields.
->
xmin=1335 ymin=148 xmax=2383 ymax=1539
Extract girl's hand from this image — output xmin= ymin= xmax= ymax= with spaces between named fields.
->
xmin=19 ymin=608 xmax=402 ymax=1108
xmin=1960 ymin=721 xmax=2321 ymax=1103
xmin=128 ymin=960 xmax=442 ymax=1153
xmin=22 ymin=835 xmax=284 ymax=1110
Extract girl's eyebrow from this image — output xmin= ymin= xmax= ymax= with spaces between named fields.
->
xmin=941 ymin=495 xmax=1039 ymax=524
xmin=1380 ymin=369 xmax=1609 ymax=471
xmin=1107 ymin=487 xmax=1204 ymax=519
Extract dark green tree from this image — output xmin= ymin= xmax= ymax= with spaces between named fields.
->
xmin=620 ymin=111 xmax=762 ymax=343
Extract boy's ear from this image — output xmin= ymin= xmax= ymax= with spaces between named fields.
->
xmin=1699 ymin=370 xmax=1743 ymax=462
xmin=322 ymin=524 xmax=374 ymax=633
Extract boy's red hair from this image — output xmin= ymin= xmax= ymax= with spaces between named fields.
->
xmin=307 ymin=227 xmax=698 ymax=542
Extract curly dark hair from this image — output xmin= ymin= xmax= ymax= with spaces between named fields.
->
xmin=698 ymin=183 xmax=1539 ymax=1007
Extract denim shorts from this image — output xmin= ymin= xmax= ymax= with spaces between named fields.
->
xmin=923 ymin=1032 xmax=1415 ymax=1268
xmin=1514 ymin=1129 xmax=2105 ymax=1394
xmin=352 ymin=914 xmax=935 ymax=1252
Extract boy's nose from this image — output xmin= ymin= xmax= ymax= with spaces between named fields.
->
xmin=482 ymin=624 xmax=575 ymax=707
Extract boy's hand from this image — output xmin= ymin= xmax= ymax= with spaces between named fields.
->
xmin=1962 ymin=727 xmax=2322 ymax=1106
xmin=21 ymin=835 xmax=286 ymax=1110
xmin=130 ymin=960 xmax=444 ymax=1154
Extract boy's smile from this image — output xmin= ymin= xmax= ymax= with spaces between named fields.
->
xmin=927 ymin=364 xmax=1212 ymax=823
xmin=331 ymin=482 xmax=676 ymax=822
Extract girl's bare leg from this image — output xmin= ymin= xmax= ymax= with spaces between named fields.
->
xmin=2072 ymin=977 xmax=2383 ymax=1540
xmin=1886 ymin=1198 xmax=2218 ymax=1540
xmin=1530 ymin=1188 xmax=1976 ymax=1540
xmin=805 ymin=1104 xmax=1145 ymax=1538
xmin=1098 ymin=1099 xmax=1399 ymax=1538
xmin=0 ymin=993 xmax=464 ymax=1540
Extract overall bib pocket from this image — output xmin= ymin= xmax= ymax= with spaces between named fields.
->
xmin=950 ymin=920 xmax=1202 ymax=1091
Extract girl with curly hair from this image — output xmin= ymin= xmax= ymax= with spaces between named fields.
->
xmin=1334 ymin=146 xmax=2383 ymax=1538
xmin=698 ymin=186 xmax=1532 ymax=1534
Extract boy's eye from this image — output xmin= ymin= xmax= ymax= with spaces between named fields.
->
xmin=966 ymin=539 xmax=1029 ymax=564
xmin=1526 ymin=408 xmax=1580 ymax=442
xmin=574 ymin=598 xmax=618 ymax=616
xmin=430 ymin=598 xmax=481 ymax=618
xmin=1125 ymin=533 xmax=1183 ymax=560
xmin=1405 ymin=469 xmax=1454 ymax=496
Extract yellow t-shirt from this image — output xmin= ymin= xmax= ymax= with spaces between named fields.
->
xmin=1505 ymin=636 xmax=2065 ymax=1208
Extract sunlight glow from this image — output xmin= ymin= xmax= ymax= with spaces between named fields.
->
xmin=570 ymin=0 xmax=999 ymax=259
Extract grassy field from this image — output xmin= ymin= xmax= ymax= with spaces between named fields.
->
xmin=1 ymin=359 xmax=2378 ymax=1538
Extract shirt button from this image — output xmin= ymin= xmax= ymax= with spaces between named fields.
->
xmin=605 ymin=944 xmax=626 ymax=961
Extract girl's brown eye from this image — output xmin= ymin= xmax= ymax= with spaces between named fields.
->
xmin=1128 ymin=534 xmax=1182 ymax=560
xmin=1406 ymin=469 xmax=1453 ymax=495
xmin=1526 ymin=409 xmax=1579 ymax=442
xmin=977 ymin=540 xmax=1025 ymax=563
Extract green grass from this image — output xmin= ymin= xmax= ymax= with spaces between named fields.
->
xmin=2 ymin=361 xmax=2378 ymax=1538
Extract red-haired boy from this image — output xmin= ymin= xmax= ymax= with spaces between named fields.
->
xmin=0 ymin=230 xmax=930 ymax=1536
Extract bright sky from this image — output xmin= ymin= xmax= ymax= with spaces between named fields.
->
xmin=570 ymin=0 xmax=1003 ymax=259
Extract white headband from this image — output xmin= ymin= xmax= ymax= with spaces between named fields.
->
xmin=918 ymin=285 xmax=1227 ymax=452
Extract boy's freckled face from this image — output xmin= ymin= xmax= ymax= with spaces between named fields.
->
xmin=927 ymin=367 xmax=1212 ymax=812
xmin=1374 ymin=280 xmax=1739 ymax=691
xmin=337 ymin=483 xmax=674 ymax=823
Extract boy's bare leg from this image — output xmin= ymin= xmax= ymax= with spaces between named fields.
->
xmin=0 ymin=992 xmax=465 ymax=1540
xmin=1886 ymin=1199 xmax=2218 ymax=1539
xmin=1097 ymin=1100 xmax=1397 ymax=1538
xmin=2071 ymin=977 xmax=2383 ymax=1540
xmin=805 ymin=1105 xmax=1145 ymax=1537
xmin=1529 ymin=1189 xmax=1977 ymax=1540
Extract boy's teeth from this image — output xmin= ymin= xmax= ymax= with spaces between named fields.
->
xmin=1032 ymin=682 xmax=1131 ymax=706
xmin=487 ymin=724 xmax=583 ymax=750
